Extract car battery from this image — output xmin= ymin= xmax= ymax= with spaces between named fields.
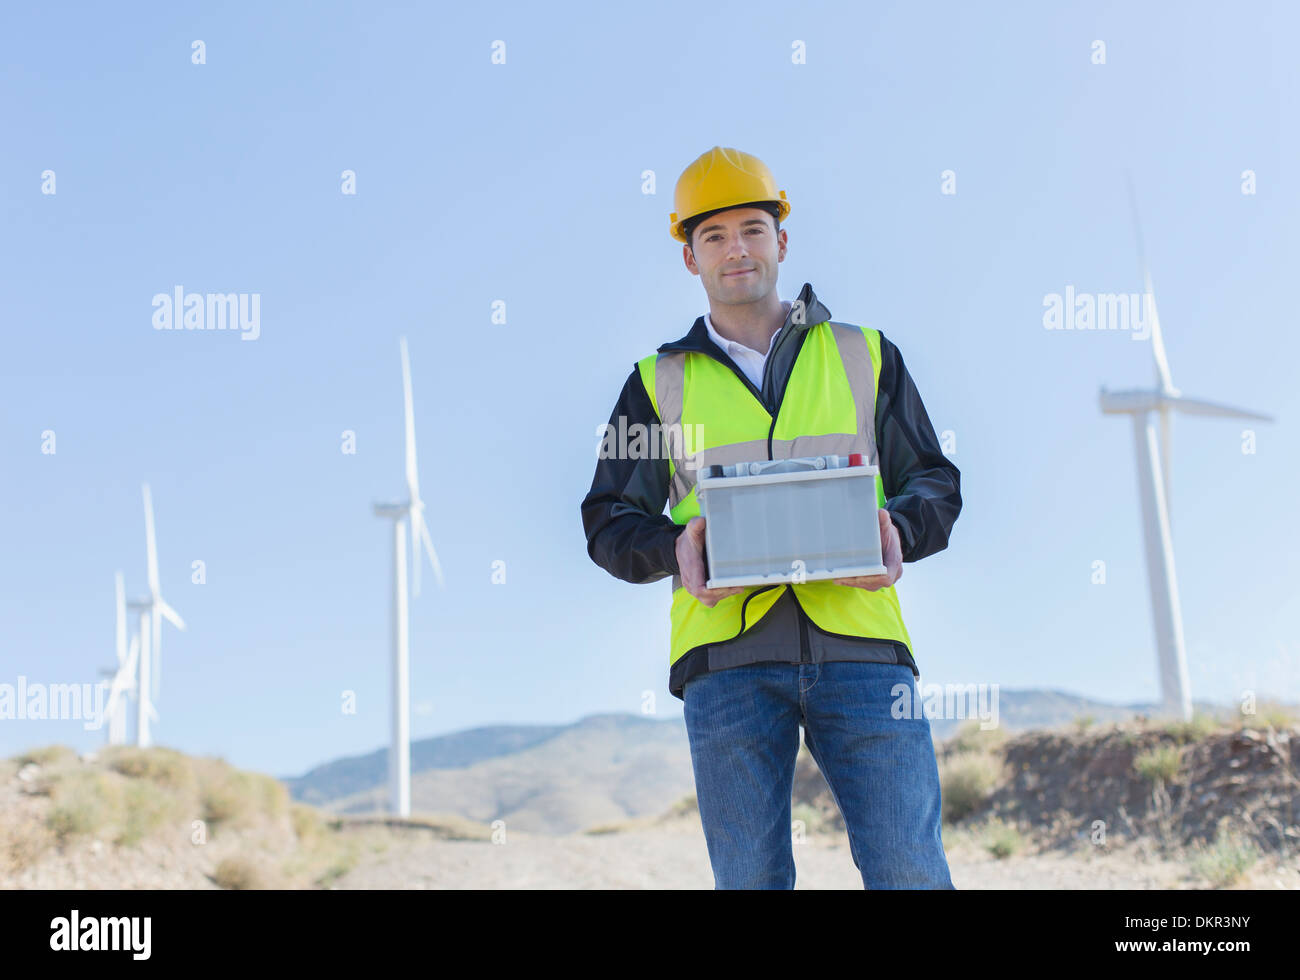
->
xmin=697 ymin=453 xmax=886 ymax=589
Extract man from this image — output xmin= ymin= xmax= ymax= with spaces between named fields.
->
xmin=580 ymin=146 xmax=962 ymax=889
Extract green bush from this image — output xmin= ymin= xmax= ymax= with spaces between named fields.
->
xmin=983 ymin=817 xmax=1024 ymax=859
xmin=940 ymin=751 xmax=1003 ymax=823
xmin=1134 ymin=745 xmax=1182 ymax=784
xmin=944 ymin=720 xmax=1008 ymax=755
xmin=1162 ymin=713 xmax=1219 ymax=744
xmin=1190 ymin=828 xmax=1260 ymax=888
xmin=790 ymin=803 xmax=824 ymax=835
xmin=314 ymin=850 xmax=358 ymax=888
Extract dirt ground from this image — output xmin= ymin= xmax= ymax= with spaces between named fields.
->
xmin=327 ymin=818 xmax=1300 ymax=890
xmin=10 ymin=811 xmax=1297 ymax=891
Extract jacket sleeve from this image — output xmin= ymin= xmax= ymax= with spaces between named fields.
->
xmin=874 ymin=331 xmax=962 ymax=562
xmin=580 ymin=366 xmax=685 ymax=584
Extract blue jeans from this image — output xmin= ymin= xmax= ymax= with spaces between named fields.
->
xmin=683 ymin=661 xmax=954 ymax=889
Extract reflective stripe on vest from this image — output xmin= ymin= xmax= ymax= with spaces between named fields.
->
xmin=638 ymin=320 xmax=914 ymax=668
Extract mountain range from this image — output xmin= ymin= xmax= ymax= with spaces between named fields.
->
xmin=282 ymin=690 xmax=1237 ymax=834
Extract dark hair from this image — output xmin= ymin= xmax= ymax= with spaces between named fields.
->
xmin=686 ymin=202 xmax=781 ymax=253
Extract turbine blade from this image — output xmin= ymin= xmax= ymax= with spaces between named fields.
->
xmin=107 ymin=637 xmax=139 ymax=718
xmin=124 ymin=636 xmax=140 ymax=700
xmin=106 ymin=670 xmax=127 ymax=717
xmin=417 ymin=512 xmax=445 ymax=588
xmin=1142 ymin=271 xmax=1177 ymax=396
xmin=1125 ymin=174 xmax=1177 ymax=395
xmin=126 ymin=634 xmax=140 ymax=677
xmin=115 ymin=571 xmax=127 ymax=665
xmin=147 ymin=701 xmax=159 ymax=723
xmin=151 ymin=596 xmax=183 ymax=703
xmin=143 ymin=483 xmax=160 ymax=596
xmin=105 ymin=679 xmax=124 ymax=719
xmin=1166 ymin=395 xmax=1274 ymax=421
xmin=401 ymin=337 xmax=420 ymax=500
xmin=156 ymin=598 xmax=186 ymax=631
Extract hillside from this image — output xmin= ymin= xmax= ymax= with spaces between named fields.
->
xmin=282 ymin=722 xmax=571 ymax=806
xmin=282 ymin=692 xmax=1237 ymax=832
xmin=792 ymin=711 xmax=1300 ymax=882
xmin=325 ymin=713 xmax=692 ymax=835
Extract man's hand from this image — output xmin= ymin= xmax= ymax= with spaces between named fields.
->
xmin=676 ymin=516 xmax=747 ymax=607
xmin=833 ymin=508 xmax=903 ymax=591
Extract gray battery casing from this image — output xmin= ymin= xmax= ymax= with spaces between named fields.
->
xmin=697 ymin=455 xmax=887 ymax=589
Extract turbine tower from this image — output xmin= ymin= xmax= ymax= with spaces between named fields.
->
xmin=132 ymin=484 xmax=186 ymax=747
xmin=373 ymin=337 xmax=444 ymax=817
xmin=101 ymin=571 xmax=140 ymax=745
xmin=1099 ymin=181 xmax=1273 ymax=721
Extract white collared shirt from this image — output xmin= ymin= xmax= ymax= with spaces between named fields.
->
xmin=704 ymin=302 xmax=790 ymax=391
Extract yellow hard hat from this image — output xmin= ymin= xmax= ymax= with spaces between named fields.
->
xmin=669 ymin=146 xmax=790 ymax=244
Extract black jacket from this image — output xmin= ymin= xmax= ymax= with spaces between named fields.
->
xmin=580 ymin=282 xmax=962 ymax=698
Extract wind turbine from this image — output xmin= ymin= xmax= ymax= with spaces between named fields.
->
xmin=1099 ymin=181 xmax=1273 ymax=721
xmin=373 ymin=337 xmax=444 ymax=817
xmin=131 ymin=484 xmax=185 ymax=747
xmin=100 ymin=571 xmax=140 ymax=745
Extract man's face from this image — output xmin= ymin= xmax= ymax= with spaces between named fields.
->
xmin=684 ymin=206 xmax=787 ymax=305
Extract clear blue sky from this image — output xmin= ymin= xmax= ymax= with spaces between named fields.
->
xmin=2 ymin=1 xmax=1296 ymax=777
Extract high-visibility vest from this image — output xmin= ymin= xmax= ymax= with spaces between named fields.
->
xmin=637 ymin=320 xmax=914 ymax=669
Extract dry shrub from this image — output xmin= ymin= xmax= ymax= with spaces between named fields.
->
xmin=17 ymin=745 xmax=78 ymax=768
xmin=118 ymin=780 xmax=185 ymax=846
xmin=0 ymin=808 xmax=57 ymax=876
xmin=103 ymin=747 xmax=196 ymax=793
xmin=193 ymin=759 xmax=286 ymax=830
xmin=45 ymin=769 xmax=125 ymax=840
xmin=213 ymin=856 xmax=264 ymax=890
xmin=940 ymin=751 xmax=1004 ymax=823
